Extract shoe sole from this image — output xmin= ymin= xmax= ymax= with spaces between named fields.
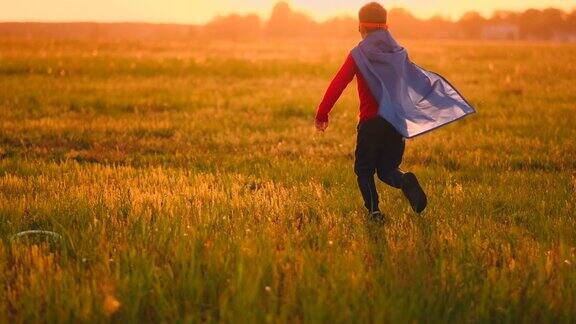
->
xmin=402 ymin=173 xmax=427 ymax=213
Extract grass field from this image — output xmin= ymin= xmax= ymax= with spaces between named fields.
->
xmin=0 ymin=37 xmax=575 ymax=323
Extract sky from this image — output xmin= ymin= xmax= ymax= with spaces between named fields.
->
xmin=0 ymin=0 xmax=574 ymax=23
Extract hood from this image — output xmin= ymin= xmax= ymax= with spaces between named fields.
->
xmin=359 ymin=30 xmax=406 ymax=64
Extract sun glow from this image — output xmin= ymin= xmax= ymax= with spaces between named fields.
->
xmin=0 ymin=0 xmax=573 ymax=23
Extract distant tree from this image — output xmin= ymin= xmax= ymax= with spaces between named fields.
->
xmin=388 ymin=8 xmax=422 ymax=38
xmin=423 ymin=16 xmax=457 ymax=39
xmin=518 ymin=9 xmax=549 ymax=39
xmin=491 ymin=10 xmax=519 ymax=23
xmin=204 ymin=14 xmax=262 ymax=40
xmin=457 ymin=12 xmax=486 ymax=39
xmin=188 ymin=26 xmax=202 ymax=39
xmin=568 ymin=10 xmax=576 ymax=32
xmin=318 ymin=16 xmax=358 ymax=38
xmin=541 ymin=8 xmax=567 ymax=36
xmin=266 ymin=2 xmax=318 ymax=38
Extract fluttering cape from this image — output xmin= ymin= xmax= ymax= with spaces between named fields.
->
xmin=351 ymin=30 xmax=475 ymax=138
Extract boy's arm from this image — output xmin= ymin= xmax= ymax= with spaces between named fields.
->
xmin=315 ymin=53 xmax=357 ymax=129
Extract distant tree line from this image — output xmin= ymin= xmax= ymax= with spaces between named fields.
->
xmin=1 ymin=2 xmax=575 ymax=41
xmin=202 ymin=2 xmax=576 ymax=41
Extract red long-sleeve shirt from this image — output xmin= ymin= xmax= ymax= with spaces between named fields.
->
xmin=315 ymin=53 xmax=379 ymax=123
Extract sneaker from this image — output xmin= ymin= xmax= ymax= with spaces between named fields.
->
xmin=369 ymin=210 xmax=385 ymax=222
xmin=401 ymin=172 xmax=427 ymax=213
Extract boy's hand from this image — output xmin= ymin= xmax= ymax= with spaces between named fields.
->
xmin=315 ymin=120 xmax=329 ymax=132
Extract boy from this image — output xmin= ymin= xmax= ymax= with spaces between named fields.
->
xmin=315 ymin=2 xmax=475 ymax=221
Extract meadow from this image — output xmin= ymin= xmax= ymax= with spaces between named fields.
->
xmin=0 ymin=37 xmax=575 ymax=323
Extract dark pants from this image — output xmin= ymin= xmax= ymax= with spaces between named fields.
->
xmin=355 ymin=117 xmax=405 ymax=213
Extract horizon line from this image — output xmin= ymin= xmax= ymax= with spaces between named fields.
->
xmin=1 ymin=4 xmax=574 ymax=26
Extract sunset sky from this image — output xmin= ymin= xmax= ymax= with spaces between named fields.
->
xmin=1 ymin=0 xmax=574 ymax=23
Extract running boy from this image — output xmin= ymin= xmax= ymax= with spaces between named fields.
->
xmin=315 ymin=2 xmax=475 ymax=220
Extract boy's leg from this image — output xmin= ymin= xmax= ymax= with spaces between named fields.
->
xmin=374 ymin=130 xmax=427 ymax=213
xmin=355 ymin=121 xmax=380 ymax=213
xmin=376 ymin=124 xmax=406 ymax=189
xmin=356 ymin=172 xmax=379 ymax=213
xmin=373 ymin=118 xmax=427 ymax=213
xmin=378 ymin=168 xmax=405 ymax=189
xmin=401 ymin=172 xmax=428 ymax=213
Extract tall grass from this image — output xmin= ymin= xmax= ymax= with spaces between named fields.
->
xmin=0 ymin=38 xmax=575 ymax=322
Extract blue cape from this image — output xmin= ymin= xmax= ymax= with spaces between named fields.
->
xmin=351 ymin=30 xmax=476 ymax=138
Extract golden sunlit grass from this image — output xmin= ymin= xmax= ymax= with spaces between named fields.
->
xmin=0 ymin=38 xmax=575 ymax=322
